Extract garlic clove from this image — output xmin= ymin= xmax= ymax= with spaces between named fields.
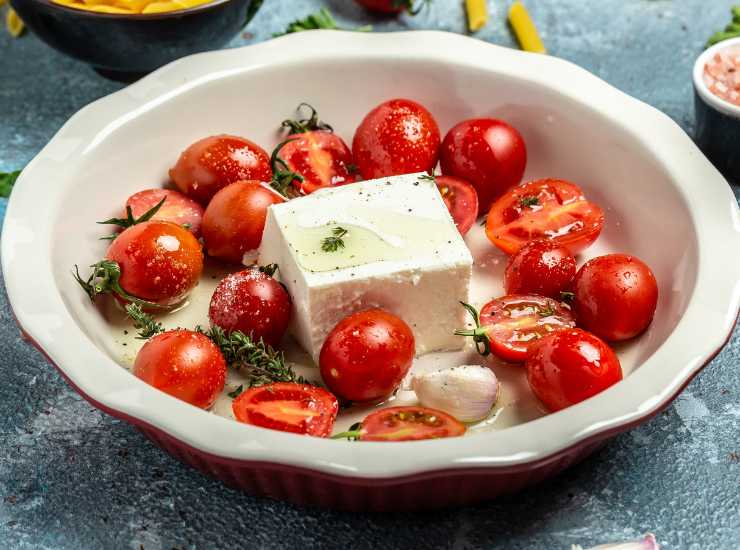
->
xmin=411 ymin=365 xmax=499 ymax=423
xmin=573 ymin=534 xmax=660 ymax=550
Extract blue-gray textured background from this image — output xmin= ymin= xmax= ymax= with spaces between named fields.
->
xmin=1 ymin=1 xmax=739 ymax=548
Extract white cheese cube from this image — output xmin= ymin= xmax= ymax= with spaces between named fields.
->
xmin=258 ymin=174 xmax=473 ymax=363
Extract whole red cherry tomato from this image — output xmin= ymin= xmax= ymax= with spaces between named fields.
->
xmin=134 ymin=329 xmax=226 ymax=409
xmin=124 ymin=189 xmax=204 ymax=237
xmin=435 ymin=175 xmax=479 ymax=236
xmin=169 ymin=135 xmax=272 ymax=205
xmin=209 ymin=267 xmax=291 ymax=347
xmin=354 ymin=0 xmax=424 ymax=14
xmin=319 ymin=309 xmax=415 ymax=402
xmin=201 ymin=180 xmax=285 ymax=264
xmin=505 ymin=240 xmax=577 ymax=299
xmin=232 ymin=383 xmax=339 ymax=437
xmin=106 ymin=221 xmax=203 ymax=306
xmin=457 ymin=296 xmax=576 ymax=363
xmin=526 ymin=328 xmax=623 ymax=412
xmin=486 ymin=178 xmax=605 ymax=256
xmin=352 ymin=99 xmax=441 ymax=179
xmin=334 ymin=406 xmax=466 ymax=441
xmin=573 ymin=254 xmax=658 ymax=341
xmin=440 ymin=118 xmax=527 ymax=214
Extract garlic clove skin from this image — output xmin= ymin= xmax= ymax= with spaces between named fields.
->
xmin=573 ymin=534 xmax=660 ymax=550
xmin=411 ymin=365 xmax=499 ymax=423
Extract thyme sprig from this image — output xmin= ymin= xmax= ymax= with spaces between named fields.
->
xmin=202 ymin=326 xmax=311 ymax=389
xmin=281 ymin=103 xmax=333 ymax=134
xmin=321 ymin=226 xmax=348 ymax=252
xmin=125 ymin=303 xmax=164 ymax=339
xmin=97 ymin=197 xmax=166 ymax=240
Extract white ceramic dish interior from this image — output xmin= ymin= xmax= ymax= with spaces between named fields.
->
xmin=4 ymin=31 xmax=740 ymax=479
xmin=693 ymin=36 xmax=740 ymax=118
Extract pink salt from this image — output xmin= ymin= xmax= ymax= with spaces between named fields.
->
xmin=703 ymin=45 xmax=740 ymax=107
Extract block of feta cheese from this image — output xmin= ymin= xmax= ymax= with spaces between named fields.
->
xmin=257 ymin=174 xmax=473 ymax=363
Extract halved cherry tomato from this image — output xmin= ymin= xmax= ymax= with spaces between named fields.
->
xmin=276 ymin=132 xmax=357 ymax=195
xmin=232 ymin=383 xmax=339 ymax=437
xmin=134 ymin=329 xmax=226 ymax=409
xmin=440 ymin=118 xmax=527 ymax=214
xmin=352 ymin=99 xmax=441 ymax=179
xmin=319 ymin=309 xmax=415 ymax=403
xmin=106 ymin=221 xmax=203 ymax=306
xmin=125 ymin=189 xmax=204 ymax=237
xmin=505 ymin=240 xmax=577 ymax=299
xmin=526 ymin=328 xmax=623 ymax=412
xmin=435 ymin=175 xmax=479 ymax=236
xmin=169 ymin=135 xmax=272 ymax=205
xmin=573 ymin=254 xmax=658 ymax=341
xmin=209 ymin=267 xmax=291 ymax=347
xmin=458 ymin=296 xmax=576 ymax=363
xmin=342 ymin=406 xmax=466 ymax=441
xmin=486 ymin=178 xmax=605 ymax=256
xmin=354 ymin=0 xmax=421 ymax=14
xmin=201 ymin=180 xmax=285 ymax=264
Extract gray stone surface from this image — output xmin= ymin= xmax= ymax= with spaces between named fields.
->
xmin=0 ymin=1 xmax=739 ymax=548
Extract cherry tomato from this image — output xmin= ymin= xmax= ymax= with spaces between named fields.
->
xmin=573 ymin=254 xmax=658 ymax=341
xmin=459 ymin=296 xmax=576 ymax=363
xmin=169 ymin=135 xmax=272 ymax=205
xmin=435 ymin=175 xmax=479 ymax=236
xmin=505 ymin=240 xmax=577 ymax=299
xmin=124 ymin=189 xmax=204 ymax=237
xmin=232 ymin=383 xmax=339 ymax=437
xmin=133 ymin=329 xmax=226 ymax=409
xmin=201 ymin=180 xmax=285 ymax=264
xmin=486 ymin=178 xmax=605 ymax=256
xmin=354 ymin=0 xmax=419 ymax=13
xmin=352 ymin=406 xmax=466 ymax=441
xmin=526 ymin=328 xmax=623 ymax=412
xmin=352 ymin=99 xmax=441 ymax=180
xmin=440 ymin=118 xmax=527 ymax=214
xmin=106 ymin=221 xmax=203 ymax=306
xmin=209 ymin=268 xmax=291 ymax=347
xmin=277 ymin=132 xmax=357 ymax=195
xmin=319 ymin=309 xmax=415 ymax=402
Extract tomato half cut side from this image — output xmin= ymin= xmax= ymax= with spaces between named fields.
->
xmin=357 ymin=406 xmax=466 ymax=441
xmin=435 ymin=175 xmax=479 ymax=236
xmin=458 ymin=295 xmax=576 ymax=363
xmin=232 ymin=383 xmax=339 ymax=438
xmin=486 ymin=178 xmax=605 ymax=256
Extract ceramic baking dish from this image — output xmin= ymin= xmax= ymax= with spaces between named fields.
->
xmin=3 ymin=31 xmax=739 ymax=511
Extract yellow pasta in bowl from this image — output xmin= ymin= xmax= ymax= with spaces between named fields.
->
xmin=50 ymin=0 xmax=212 ymax=14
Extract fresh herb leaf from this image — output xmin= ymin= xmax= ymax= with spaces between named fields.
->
xmin=0 ymin=170 xmax=21 ymax=198
xmin=125 ymin=303 xmax=164 ymax=339
xmin=281 ymin=103 xmax=333 ymax=134
xmin=519 ymin=195 xmax=539 ymax=207
xmin=228 ymin=385 xmax=244 ymax=399
xmin=418 ymin=174 xmax=437 ymax=183
xmin=321 ymin=226 xmax=348 ymax=252
xmin=707 ymin=5 xmax=740 ymax=46
xmin=97 ymin=197 xmax=166 ymax=240
xmin=276 ymin=8 xmax=372 ymax=37
xmin=202 ymin=326 xmax=312 ymax=388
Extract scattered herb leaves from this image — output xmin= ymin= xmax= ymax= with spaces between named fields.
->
xmin=321 ymin=226 xmax=348 ymax=252
xmin=125 ymin=303 xmax=164 ymax=339
xmin=519 ymin=195 xmax=539 ymax=207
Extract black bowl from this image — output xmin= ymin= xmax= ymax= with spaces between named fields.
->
xmin=9 ymin=0 xmax=262 ymax=79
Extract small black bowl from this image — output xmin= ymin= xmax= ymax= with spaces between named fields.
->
xmin=693 ymin=37 xmax=740 ymax=183
xmin=9 ymin=0 xmax=262 ymax=80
